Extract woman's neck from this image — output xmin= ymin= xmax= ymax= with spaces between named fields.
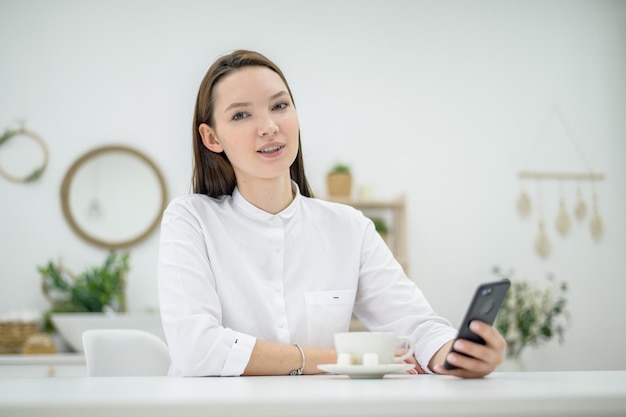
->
xmin=236 ymin=174 xmax=295 ymax=215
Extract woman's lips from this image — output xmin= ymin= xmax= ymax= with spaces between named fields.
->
xmin=257 ymin=144 xmax=285 ymax=156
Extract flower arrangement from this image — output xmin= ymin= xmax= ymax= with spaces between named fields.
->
xmin=492 ymin=266 xmax=570 ymax=359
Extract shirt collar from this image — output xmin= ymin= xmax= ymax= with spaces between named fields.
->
xmin=232 ymin=181 xmax=301 ymax=222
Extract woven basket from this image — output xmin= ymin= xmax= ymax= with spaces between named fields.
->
xmin=0 ymin=321 xmax=39 ymax=353
xmin=22 ymin=333 xmax=57 ymax=354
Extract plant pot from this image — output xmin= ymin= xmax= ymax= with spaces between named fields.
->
xmin=327 ymin=172 xmax=352 ymax=197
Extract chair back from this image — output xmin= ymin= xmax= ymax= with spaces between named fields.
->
xmin=82 ymin=328 xmax=170 ymax=376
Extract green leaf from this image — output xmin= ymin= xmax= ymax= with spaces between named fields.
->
xmin=492 ymin=265 xmax=570 ymax=359
xmin=38 ymin=251 xmax=131 ymax=331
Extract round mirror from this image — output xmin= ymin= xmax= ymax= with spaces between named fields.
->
xmin=61 ymin=145 xmax=167 ymax=248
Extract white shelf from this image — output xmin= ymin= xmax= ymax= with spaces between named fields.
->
xmin=0 ymin=353 xmax=86 ymax=377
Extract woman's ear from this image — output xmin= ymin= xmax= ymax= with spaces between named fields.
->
xmin=199 ymin=124 xmax=224 ymax=153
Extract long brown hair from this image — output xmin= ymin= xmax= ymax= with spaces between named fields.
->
xmin=192 ymin=50 xmax=313 ymax=198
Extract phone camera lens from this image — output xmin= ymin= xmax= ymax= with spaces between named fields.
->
xmin=482 ymin=288 xmax=493 ymax=296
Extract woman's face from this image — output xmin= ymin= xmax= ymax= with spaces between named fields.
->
xmin=200 ymin=66 xmax=299 ymax=187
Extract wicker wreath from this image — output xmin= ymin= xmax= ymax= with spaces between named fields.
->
xmin=0 ymin=126 xmax=49 ymax=183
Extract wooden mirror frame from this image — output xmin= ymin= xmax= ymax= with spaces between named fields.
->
xmin=60 ymin=145 xmax=167 ymax=248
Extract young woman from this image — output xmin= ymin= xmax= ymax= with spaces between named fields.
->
xmin=157 ymin=50 xmax=505 ymax=378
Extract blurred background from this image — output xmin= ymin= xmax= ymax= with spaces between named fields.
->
xmin=0 ymin=0 xmax=624 ymax=370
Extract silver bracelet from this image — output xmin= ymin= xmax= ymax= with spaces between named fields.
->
xmin=290 ymin=344 xmax=305 ymax=375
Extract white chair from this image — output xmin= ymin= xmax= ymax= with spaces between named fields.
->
xmin=82 ymin=329 xmax=171 ymax=376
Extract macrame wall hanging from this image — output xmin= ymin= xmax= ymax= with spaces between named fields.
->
xmin=517 ymin=105 xmax=604 ymax=258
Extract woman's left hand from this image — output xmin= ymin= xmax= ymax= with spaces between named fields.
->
xmin=432 ymin=320 xmax=507 ymax=378
xmin=395 ymin=348 xmax=425 ymax=375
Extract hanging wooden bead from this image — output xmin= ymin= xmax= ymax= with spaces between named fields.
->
xmin=517 ymin=189 xmax=531 ymax=217
xmin=555 ymin=199 xmax=571 ymax=236
xmin=574 ymin=186 xmax=587 ymax=221
xmin=590 ymin=191 xmax=603 ymax=240
xmin=535 ymin=221 xmax=551 ymax=258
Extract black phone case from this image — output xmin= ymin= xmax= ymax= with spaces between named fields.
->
xmin=443 ymin=279 xmax=511 ymax=370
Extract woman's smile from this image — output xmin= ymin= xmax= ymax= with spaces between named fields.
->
xmin=257 ymin=143 xmax=286 ymax=157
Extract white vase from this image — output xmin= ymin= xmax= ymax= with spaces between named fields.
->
xmin=52 ymin=332 xmax=71 ymax=353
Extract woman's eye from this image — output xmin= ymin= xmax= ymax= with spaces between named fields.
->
xmin=232 ymin=112 xmax=248 ymax=121
xmin=273 ymin=102 xmax=289 ymax=111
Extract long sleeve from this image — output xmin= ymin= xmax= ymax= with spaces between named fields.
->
xmin=158 ymin=196 xmax=256 ymax=376
xmin=353 ymin=219 xmax=457 ymax=372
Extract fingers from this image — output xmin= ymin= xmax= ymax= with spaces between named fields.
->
xmin=437 ymin=321 xmax=506 ymax=378
xmin=437 ymin=348 xmax=493 ymax=377
xmin=395 ymin=347 xmax=425 ymax=375
xmin=470 ymin=320 xmax=507 ymax=353
xmin=433 ymin=362 xmax=484 ymax=379
xmin=413 ymin=361 xmax=426 ymax=374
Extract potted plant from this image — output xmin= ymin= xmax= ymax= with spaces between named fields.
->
xmin=370 ymin=217 xmax=389 ymax=243
xmin=492 ymin=266 xmax=570 ymax=368
xmin=326 ymin=163 xmax=352 ymax=198
xmin=39 ymin=251 xmax=130 ymax=332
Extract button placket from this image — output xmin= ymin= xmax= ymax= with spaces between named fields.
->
xmin=269 ymin=215 xmax=289 ymax=340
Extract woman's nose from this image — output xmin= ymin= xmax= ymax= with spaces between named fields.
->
xmin=258 ymin=115 xmax=279 ymax=137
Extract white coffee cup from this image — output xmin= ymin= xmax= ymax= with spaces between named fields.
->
xmin=334 ymin=332 xmax=414 ymax=365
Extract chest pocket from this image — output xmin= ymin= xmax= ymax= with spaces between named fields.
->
xmin=304 ymin=289 xmax=357 ymax=348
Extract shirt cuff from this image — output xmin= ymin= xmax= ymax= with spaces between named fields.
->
xmin=221 ymin=333 xmax=256 ymax=376
xmin=417 ymin=331 xmax=457 ymax=374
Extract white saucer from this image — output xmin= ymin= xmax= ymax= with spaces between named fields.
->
xmin=318 ymin=363 xmax=414 ymax=379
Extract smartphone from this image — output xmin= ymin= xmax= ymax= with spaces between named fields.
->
xmin=443 ymin=279 xmax=511 ymax=370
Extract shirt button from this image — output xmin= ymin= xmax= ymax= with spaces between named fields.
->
xmin=278 ymin=321 xmax=286 ymax=329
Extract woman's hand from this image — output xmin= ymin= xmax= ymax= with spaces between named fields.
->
xmin=431 ymin=320 xmax=506 ymax=378
xmin=395 ymin=348 xmax=425 ymax=374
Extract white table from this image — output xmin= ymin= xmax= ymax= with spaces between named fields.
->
xmin=0 ymin=371 xmax=624 ymax=417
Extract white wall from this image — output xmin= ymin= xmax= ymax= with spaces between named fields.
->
xmin=1 ymin=0 xmax=624 ymax=371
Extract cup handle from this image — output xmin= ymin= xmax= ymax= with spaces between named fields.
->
xmin=393 ymin=336 xmax=415 ymax=362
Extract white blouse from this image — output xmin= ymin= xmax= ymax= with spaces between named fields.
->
xmin=157 ymin=185 xmax=456 ymax=376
